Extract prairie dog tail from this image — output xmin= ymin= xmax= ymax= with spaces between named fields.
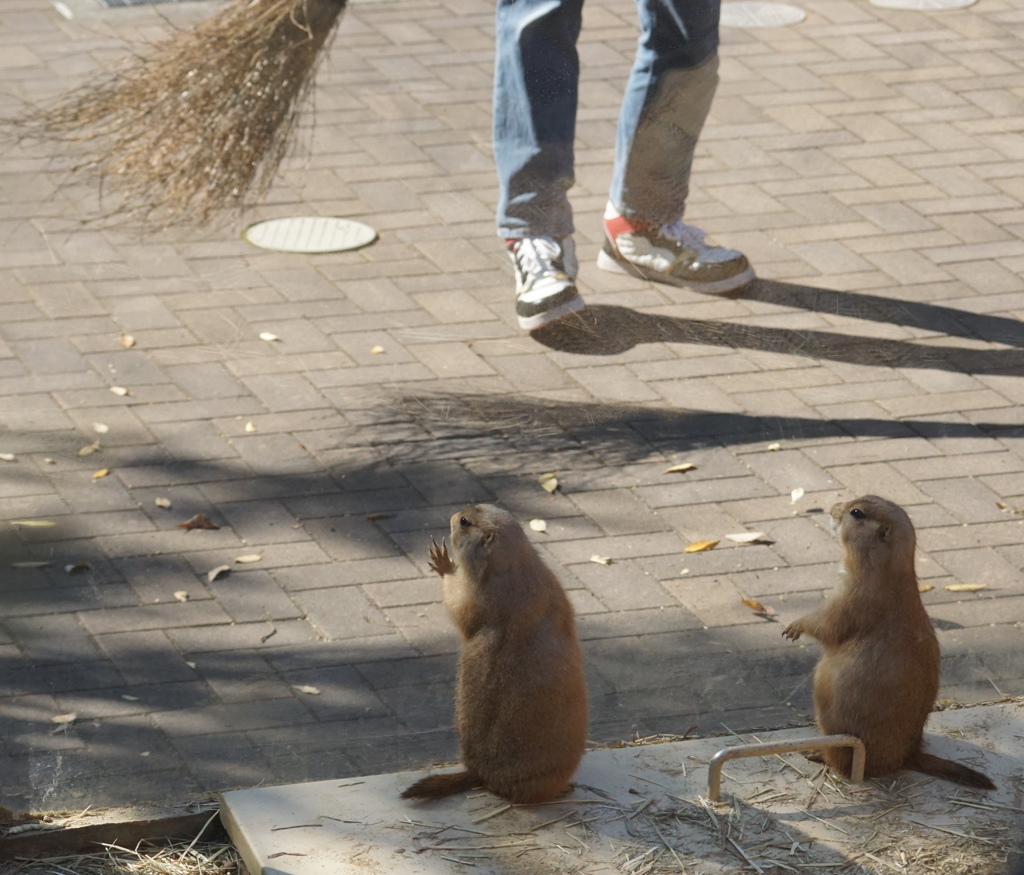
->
xmin=908 ymin=752 xmax=995 ymax=790
xmin=401 ymin=770 xmax=480 ymax=801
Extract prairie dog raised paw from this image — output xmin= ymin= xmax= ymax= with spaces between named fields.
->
xmin=428 ymin=538 xmax=456 ymax=577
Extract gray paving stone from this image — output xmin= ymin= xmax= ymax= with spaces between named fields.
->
xmin=167 ymin=618 xmax=320 ymax=655
xmin=192 ymin=651 xmax=292 ymax=705
xmin=4 ymin=614 xmax=104 ymax=663
xmin=570 ymin=558 xmax=677 ymax=612
xmin=162 ymin=363 xmax=247 ymax=400
xmin=291 ymin=585 xmax=393 ymax=641
xmin=262 ymin=638 xmax=422 ymax=675
xmin=170 ymin=732 xmax=274 ymax=793
xmin=302 ymin=515 xmax=404 ymax=562
xmin=150 ymin=697 xmax=317 ymax=737
xmin=206 ymin=571 xmax=305 ymax=624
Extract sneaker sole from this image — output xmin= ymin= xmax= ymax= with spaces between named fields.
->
xmin=597 ymin=248 xmax=755 ymax=294
xmin=518 ymin=292 xmax=586 ymax=331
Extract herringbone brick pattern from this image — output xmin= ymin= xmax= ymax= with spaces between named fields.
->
xmin=1 ymin=0 xmax=1022 ymax=812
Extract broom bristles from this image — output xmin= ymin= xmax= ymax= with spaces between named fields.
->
xmin=23 ymin=0 xmax=347 ymax=226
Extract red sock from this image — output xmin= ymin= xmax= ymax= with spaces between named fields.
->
xmin=604 ymin=215 xmax=654 ymax=239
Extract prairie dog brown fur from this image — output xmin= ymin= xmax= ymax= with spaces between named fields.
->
xmin=402 ymin=504 xmax=588 ymax=804
xmin=783 ymin=495 xmax=994 ymax=790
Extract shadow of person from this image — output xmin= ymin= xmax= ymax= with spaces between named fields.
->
xmin=532 ymin=280 xmax=1024 ymax=375
xmin=742 ymin=279 xmax=1024 ymax=349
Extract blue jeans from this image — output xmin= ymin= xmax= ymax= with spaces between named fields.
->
xmin=494 ymin=0 xmax=720 ymax=238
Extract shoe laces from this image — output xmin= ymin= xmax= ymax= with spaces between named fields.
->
xmin=512 ymin=237 xmax=567 ymax=278
xmin=660 ymin=221 xmax=707 ymax=250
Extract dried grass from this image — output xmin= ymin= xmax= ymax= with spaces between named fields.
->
xmin=18 ymin=0 xmax=347 ymax=226
xmin=6 ymin=836 xmax=243 ymax=875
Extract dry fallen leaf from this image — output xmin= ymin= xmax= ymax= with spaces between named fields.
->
xmin=92 ymin=468 xmax=110 ymax=479
xmin=684 ymin=540 xmax=719 ymax=553
xmin=589 ymin=554 xmax=614 ymax=566
xmin=110 ymin=386 xmax=129 ymax=397
xmin=292 ymin=685 xmax=322 ymax=696
xmin=725 ymin=532 xmax=768 ymax=544
xmin=118 ymin=334 xmax=136 ymax=348
xmin=767 ymin=442 xmax=781 ymax=451
xmin=51 ymin=713 xmax=77 ymax=726
xmin=154 ymin=497 xmax=172 ymax=509
xmin=12 ymin=561 xmax=52 ymax=569
xmin=244 ymin=421 xmax=257 ymax=433
xmin=11 ymin=520 xmax=58 ymax=528
xmin=174 ymin=590 xmax=190 ymax=603
xmin=539 ymin=472 xmax=559 ymax=493
xmin=370 ymin=345 xmax=385 ymax=354
xmin=78 ymin=441 xmax=101 ymax=456
xmin=93 ymin=422 xmax=110 ymax=434
xmin=529 ymin=518 xmax=548 ymax=533
xmin=944 ymin=583 xmax=987 ymax=593
xmin=121 ymin=695 xmax=139 ymax=702
xmin=178 ymin=513 xmax=220 ymax=531
xmin=996 ymin=501 xmax=1024 ymax=515
xmin=259 ymin=332 xmax=280 ymax=342
xmin=790 ymin=487 xmax=805 ymax=503
xmin=664 ymin=462 xmax=697 ymax=474
xmin=43 ymin=458 xmax=55 ymax=465
xmin=0 ymin=453 xmax=15 ymax=462
xmin=919 ymin=584 xmax=935 ymax=593
xmin=235 ymin=554 xmax=262 ymax=564
xmin=64 ymin=562 xmax=91 ymax=575
xmin=207 ymin=565 xmax=231 ymax=582
xmin=741 ymin=596 xmax=775 ymax=617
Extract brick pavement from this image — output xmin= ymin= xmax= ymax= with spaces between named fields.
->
xmin=2 ymin=0 xmax=1024 ymax=813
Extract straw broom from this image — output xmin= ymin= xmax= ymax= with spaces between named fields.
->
xmin=25 ymin=0 xmax=348 ymax=226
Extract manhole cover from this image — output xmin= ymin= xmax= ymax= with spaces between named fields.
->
xmin=243 ymin=216 xmax=378 ymax=253
xmin=870 ymin=0 xmax=975 ymax=8
xmin=721 ymin=1 xmax=806 ymax=26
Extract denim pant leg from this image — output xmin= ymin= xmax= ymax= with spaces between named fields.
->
xmin=494 ymin=0 xmax=584 ymax=239
xmin=609 ymin=0 xmax=721 ymax=225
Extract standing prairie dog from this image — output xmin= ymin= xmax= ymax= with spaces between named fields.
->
xmin=401 ymin=504 xmax=588 ymax=804
xmin=783 ymin=495 xmax=994 ymax=790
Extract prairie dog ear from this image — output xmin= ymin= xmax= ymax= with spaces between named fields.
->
xmin=877 ymin=522 xmax=891 ymax=542
xmin=482 ymin=528 xmax=497 ymax=549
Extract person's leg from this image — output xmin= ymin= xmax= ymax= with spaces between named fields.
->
xmin=610 ymin=0 xmax=720 ymax=225
xmin=494 ymin=0 xmax=584 ymax=239
xmin=600 ymin=0 xmax=754 ymax=292
xmin=494 ymin=0 xmax=588 ymax=329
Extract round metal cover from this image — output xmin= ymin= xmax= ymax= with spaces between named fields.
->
xmin=243 ymin=216 xmax=377 ymax=253
xmin=721 ymin=1 xmax=806 ymax=26
xmin=870 ymin=0 xmax=975 ymax=8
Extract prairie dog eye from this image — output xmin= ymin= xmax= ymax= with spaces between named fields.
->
xmin=850 ymin=508 xmax=865 ymax=519
xmin=459 ymin=516 xmax=471 ymax=527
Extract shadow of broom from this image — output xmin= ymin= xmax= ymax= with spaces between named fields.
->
xmin=18 ymin=0 xmax=348 ymax=227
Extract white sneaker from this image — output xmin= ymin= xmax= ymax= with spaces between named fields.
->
xmin=507 ymin=236 xmax=586 ymax=331
xmin=598 ymin=213 xmax=755 ymax=294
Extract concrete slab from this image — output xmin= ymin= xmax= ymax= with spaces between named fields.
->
xmin=221 ymin=700 xmax=1023 ymax=875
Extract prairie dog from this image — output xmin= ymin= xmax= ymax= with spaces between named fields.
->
xmin=783 ymin=495 xmax=994 ymax=790
xmin=402 ymin=504 xmax=588 ymax=804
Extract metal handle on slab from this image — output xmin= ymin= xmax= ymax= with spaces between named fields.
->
xmin=706 ymin=734 xmax=866 ymax=801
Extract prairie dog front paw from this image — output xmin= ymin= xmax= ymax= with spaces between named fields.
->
xmin=428 ymin=538 xmax=457 ymax=577
xmin=782 ymin=621 xmax=803 ymax=641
